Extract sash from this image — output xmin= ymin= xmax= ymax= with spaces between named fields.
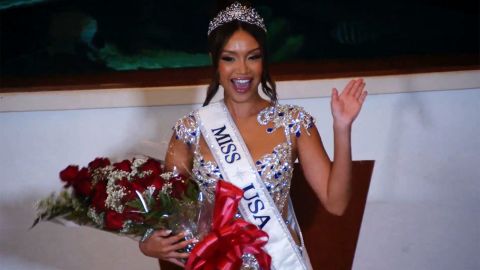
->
xmin=196 ymin=102 xmax=308 ymax=270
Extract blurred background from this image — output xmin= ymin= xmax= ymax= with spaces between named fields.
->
xmin=1 ymin=0 xmax=477 ymax=76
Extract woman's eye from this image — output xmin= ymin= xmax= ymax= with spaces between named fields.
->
xmin=221 ymin=56 xmax=234 ymax=62
xmin=249 ymin=54 xmax=262 ymax=60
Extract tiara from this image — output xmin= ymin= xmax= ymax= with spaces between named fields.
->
xmin=207 ymin=2 xmax=267 ymax=36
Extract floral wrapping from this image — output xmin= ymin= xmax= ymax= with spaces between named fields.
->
xmin=33 ymin=157 xmax=203 ymax=242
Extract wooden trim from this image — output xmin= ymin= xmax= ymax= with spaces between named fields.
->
xmin=1 ymin=69 xmax=479 ymax=112
xmin=1 ymin=53 xmax=478 ymax=93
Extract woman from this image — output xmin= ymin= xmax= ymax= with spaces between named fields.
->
xmin=140 ymin=1 xmax=367 ymax=269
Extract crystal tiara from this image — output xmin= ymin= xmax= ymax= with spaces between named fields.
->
xmin=207 ymin=2 xmax=267 ymax=36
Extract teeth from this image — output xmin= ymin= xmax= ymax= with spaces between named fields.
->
xmin=233 ymin=79 xmax=250 ymax=84
xmin=232 ymin=78 xmax=251 ymax=92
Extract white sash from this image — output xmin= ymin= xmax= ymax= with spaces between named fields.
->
xmin=196 ymin=102 xmax=308 ymax=270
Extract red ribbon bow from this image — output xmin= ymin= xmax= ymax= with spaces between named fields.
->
xmin=185 ymin=180 xmax=271 ymax=270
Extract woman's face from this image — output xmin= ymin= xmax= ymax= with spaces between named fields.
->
xmin=218 ymin=29 xmax=263 ymax=103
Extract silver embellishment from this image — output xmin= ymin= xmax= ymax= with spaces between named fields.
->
xmin=174 ymin=103 xmax=314 ymax=267
xmin=173 ymin=112 xmax=198 ymax=146
xmin=241 ymin=253 xmax=261 ymax=270
xmin=208 ymin=2 xmax=267 ymax=36
xmin=257 ymin=104 xmax=315 ymax=138
xmin=180 ymin=103 xmax=315 ymax=212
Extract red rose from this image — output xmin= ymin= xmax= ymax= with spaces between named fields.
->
xmin=171 ymin=175 xmax=188 ymax=199
xmin=139 ymin=158 xmax=162 ymax=176
xmin=149 ymin=176 xmax=165 ymax=196
xmin=72 ymin=167 xmax=93 ymax=197
xmin=117 ymin=178 xmax=147 ymax=202
xmin=91 ymin=182 xmax=107 ymax=212
xmin=59 ymin=165 xmax=79 ymax=187
xmin=104 ymin=210 xmax=125 ymax=231
xmin=113 ymin=160 xmax=132 ymax=172
xmin=131 ymin=182 xmax=146 ymax=194
xmin=135 ymin=175 xmax=153 ymax=190
xmin=123 ymin=206 xmax=143 ymax=222
xmin=115 ymin=178 xmax=136 ymax=201
xmin=88 ymin=157 xmax=111 ymax=170
xmin=104 ymin=208 xmax=143 ymax=231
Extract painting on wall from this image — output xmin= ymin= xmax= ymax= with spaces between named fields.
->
xmin=0 ymin=0 xmax=478 ymax=79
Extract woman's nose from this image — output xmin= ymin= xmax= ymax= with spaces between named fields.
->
xmin=237 ymin=59 xmax=249 ymax=74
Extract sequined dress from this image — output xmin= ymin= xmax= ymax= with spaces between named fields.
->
xmin=174 ymin=103 xmax=315 ymax=269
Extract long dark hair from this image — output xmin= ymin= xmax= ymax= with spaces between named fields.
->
xmin=203 ymin=18 xmax=277 ymax=106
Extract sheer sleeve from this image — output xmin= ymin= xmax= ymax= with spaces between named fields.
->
xmin=165 ymin=112 xmax=199 ymax=174
xmin=173 ymin=112 xmax=199 ymax=146
xmin=258 ymin=104 xmax=316 ymax=137
xmin=286 ymin=105 xmax=316 ymax=137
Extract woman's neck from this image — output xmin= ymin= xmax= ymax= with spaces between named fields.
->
xmin=223 ymin=96 xmax=270 ymax=119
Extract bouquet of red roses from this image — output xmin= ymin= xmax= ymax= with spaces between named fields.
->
xmin=33 ymin=156 xmax=202 ymax=242
xmin=33 ymin=156 xmax=272 ymax=270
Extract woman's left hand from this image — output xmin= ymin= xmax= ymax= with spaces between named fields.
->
xmin=331 ymin=78 xmax=367 ymax=127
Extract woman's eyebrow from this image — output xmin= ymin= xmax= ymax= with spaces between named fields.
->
xmin=221 ymin=48 xmax=261 ymax=54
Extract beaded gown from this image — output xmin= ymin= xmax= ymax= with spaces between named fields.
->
xmin=174 ymin=103 xmax=315 ymax=269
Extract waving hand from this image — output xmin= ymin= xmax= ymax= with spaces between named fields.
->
xmin=331 ymin=78 xmax=367 ymax=127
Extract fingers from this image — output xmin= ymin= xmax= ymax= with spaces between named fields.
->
xmin=167 ymin=258 xmax=187 ymax=268
xmin=354 ymin=81 xmax=366 ymax=99
xmin=153 ymin=229 xmax=173 ymax=237
xmin=359 ymin=90 xmax=368 ymax=103
xmin=340 ymin=78 xmax=363 ymax=97
xmin=139 ymin=230 xmax=193 ymax=261
xmin=343 ymin=79 xmax=356 ymax=96
xmin=345 ymin=78 xmax=366 ymax=102
xmin=331 ymin=88 xmax=339 ymax=101
xmin=163 ymin=231 xmax=188 ymax=245
xmin=164 ymin=238 xmax=197 ymax=253
xmin=169 ymin=251 xmax=191 ymax=259
xmin=350 ymin=78 xmax=363 ymax=97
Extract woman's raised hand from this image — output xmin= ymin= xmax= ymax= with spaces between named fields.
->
xmin=331 ymin=78 xmax=367 ymax=127
xmin=139 ymin=229 xmax=196 ymax=267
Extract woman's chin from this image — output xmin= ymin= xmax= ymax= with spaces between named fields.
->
xmin=233 ymin=87 xmax=250 ymax=94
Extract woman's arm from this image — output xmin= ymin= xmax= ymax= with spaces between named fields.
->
xmin=164 ymin=133 xmax=194 ymax=174
xmin=139 ymin=133 xmax=196 ymax=267
xmin=297 ymin=78 xmax=367 ymax=216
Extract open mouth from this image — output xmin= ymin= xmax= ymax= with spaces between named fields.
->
xmin=231 ymin=78 xmax=252 ymax=93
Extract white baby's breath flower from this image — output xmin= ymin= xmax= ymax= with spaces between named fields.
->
xmin=161 ymin=182 xmax=173 ymax=195
xmin=87 ymin=208 xmax=104 ymax=227
xmin=107 ymin=169 xmax=129 ymax=183
xmin=90 ymin=165 xmax=114 ymax=184
xmin=160 ymin=172 xmax=174 ymax=180
xmin=127 ymin=157 xmax=148 ymax=181
xmin=128 ymin=168 xmax=153 ymax=181
xmin=147 ymin=186 xmax=156 ymax=197
xmin=105 ymin=178 xmax=127 ymax=213
xmin=120 ymin=220 xmax=133 ymax=234
xmin=132 ymin=157 xmax=148 ymax=168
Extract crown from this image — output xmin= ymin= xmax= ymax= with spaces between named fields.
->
xmin=207 ymin=2 xmax=267 ymax=36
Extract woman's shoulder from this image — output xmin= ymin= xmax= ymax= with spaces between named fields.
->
xmin=258 ymin=103 xmax=316 ymax=137
xmin=173 ymin=110 xmax=199 ymax=145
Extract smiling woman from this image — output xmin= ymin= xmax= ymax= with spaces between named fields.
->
xmin=203 ymin=17 xmax=276 ymax=106
xmin=217 ymin=30 xmax=264 ymax=103
xmin=138 ymin=1 xmax=367 ymax=270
